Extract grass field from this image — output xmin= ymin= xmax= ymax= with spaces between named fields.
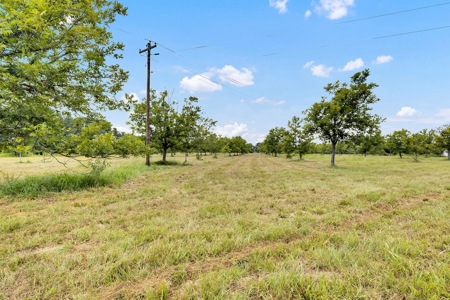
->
xmin=1 ymin=153 xmax=450 ymax=299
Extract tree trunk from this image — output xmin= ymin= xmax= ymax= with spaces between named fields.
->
xmin=331 ymin=142 xmax=336 ymax=166
xmin=448 ymin=149 xmax=450 ymax=160
xmin=399 ymin=152 xmax=403 ymax=159
xmin=162 ymin=148 xmax=167 ymax=163
xmin=184 ymin=153 xmax=188 ymax=164
xmin=364 ymin=151 xmax=367 ymax=157
xmin=300 ymin=153 xmax=303 ymax=160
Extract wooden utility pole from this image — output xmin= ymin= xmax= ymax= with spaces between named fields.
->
xmin=139 ymin=41 xmax=157 ymax=166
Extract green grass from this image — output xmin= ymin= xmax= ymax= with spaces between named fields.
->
xmin=1 ymin=154 xmax=450 ymax=299
xmin=0 ymin=160 xmax=153 ymax=198
xmin=0 ymin=173 xmax=111 ymax=197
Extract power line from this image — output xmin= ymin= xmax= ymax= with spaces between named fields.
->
xmin=260 ymin=24 xmax=450 ymax=57
xmin=336 ymin=2 xmax=450 ymax=25
xmin=152 ymin=22 xmax=450 ymax=105
xmin=178 ymin=2 xmax=450 ymax=52
xmin=121 ymin=4 xmax=450 ymax=108
xmin=374 ymin=25 xmax=450 ymax=40
xmin=155 ymin=42 xmax=279 ymax=107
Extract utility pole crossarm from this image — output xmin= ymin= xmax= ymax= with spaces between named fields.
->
xmin=139 ymin=42 xmax=157 ymax=54
xmin=139 ymin=41 xmax=157 ymax=166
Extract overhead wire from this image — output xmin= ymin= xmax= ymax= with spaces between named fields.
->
xmin=152 ymin=21 xmax=450 ymax=106
xmin=259 ymin=24 xmax=450 ymax=57
xmin=177 ymin=2 xmax=450 ymax=52
xmin=118 ymin=2 xmax=450 ymax=106
xmin=155 ymin=42 xmax=275 ymax=106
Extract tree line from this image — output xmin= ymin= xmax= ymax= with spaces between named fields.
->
xmin=1 ymin=90 xmax=253 ymax=165
xmin=0 ymin=1 xmax=252 ymax=168
xmin=258 ymin=70 xmax=450 ymax=165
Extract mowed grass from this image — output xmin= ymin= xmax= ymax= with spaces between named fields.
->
xmin=1 ymin=153 xmax=450 ymax=299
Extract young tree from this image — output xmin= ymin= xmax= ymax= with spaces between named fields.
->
xmin=264 ymin=127 xmax=286 ymax=157
xmin=385 ymin=129 xmax=410 ymax=158
xmin=354 ymin=128 xmax=384 ymax=157
xmin=203 ymin=134 xmax=222 ymax=158
xmin=0 ymin=0 xmax=132 ymax=149
xmin=303 ymin=69 xmax=383 ymax=166
xmin=407 ymin=131 xmax=429 ymax=162
xmin=435 ymin=124 xmax=450 ymax=160
xmin=287 ymin=116 xmax=312 ymax=160
xmin=128 ymin=91 xmax=216 ymax=164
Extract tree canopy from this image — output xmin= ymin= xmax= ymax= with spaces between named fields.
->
xmin=128 ymin=90 xmax=216 ymax=164
xmin=303 ymin=69 xmax=383 ymax=166
xmin=0 ymin=0 xmax=131 ymax=149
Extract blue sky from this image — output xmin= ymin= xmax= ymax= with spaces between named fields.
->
xmin=107 ymin=0 xmax=450 ymax=143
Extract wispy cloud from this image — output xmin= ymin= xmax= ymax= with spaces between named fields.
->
xmin=374 ymin=55 xmax=393 ymax=64
xmin=303 ymin=61 xmax=315 ymax=69
xmin=341 ymin=58 xmax=364 ymax=71
xmin=315 ymin=0 xmax=354 ymax=20
xmin=310 ymin=64 xmax=333 ymax=77
xmin=436 ymin=109 xmax=450 ymax=118
xmin=172 ymin=65 xmax=191 ymax=73
xmin=304 ymin=10 xmax=312 ymax=19
xmin=270 ymin=0 xmax=289 ymax=14
xmin=253 ymin=97 xmax=286 ymax=106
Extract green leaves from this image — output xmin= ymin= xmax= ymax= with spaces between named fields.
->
xmin=435 ymin=125 xmax=450 ymax=159
xmin=303 ymin=69 xmax=383 ymax=165
xmin=127 ymin=90 xmax=217 ymax=163
xmin=1 ymin=0 xmax=129 ymax=147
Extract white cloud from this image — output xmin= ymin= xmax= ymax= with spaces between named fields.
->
xmin=305 ymin=10 xmax=312 ymax=18
xmin=113 ymin=125 xmax=132 ymax=134
xmin=253 ymin=97 xmax=286 ymax=106
xmin=180 ymin=75 xmax=222 ymax=93
xmin=342 ymin=58 xmax=364 ymax=71
xmin=436 ymin=109 xmax=450 ymax=118
xmin=240 ymin=99 xmax=245 ymax=103
xmin=374 ymin=55 xmax=393 ymax=64
xmin=139 ymin=90 xmax=146 ymax=95
xmin=310 ymin=64 xmax=333 ymax=77
xmin=270 ymin=0 xmax=289 ymax=14
xmin=397 ymin=107 xmax=418 ymax=117
xmin=214 ymin=122 xmax=248 ymax=138
xmin=315 ymin=0 xmax=354 ymax=20
xmin=212 ymin=65 xmax=254 ymax=86
xmin=303 ymin=61 xmax=315 ymax=69
xmin=242 ymin=132 xmax=266 ymax=144
xmin=180 ymin=65 xmax=254 ymax=92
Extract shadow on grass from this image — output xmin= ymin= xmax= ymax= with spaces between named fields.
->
xmin=153 ymin=160 xmax=187 ymax=166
